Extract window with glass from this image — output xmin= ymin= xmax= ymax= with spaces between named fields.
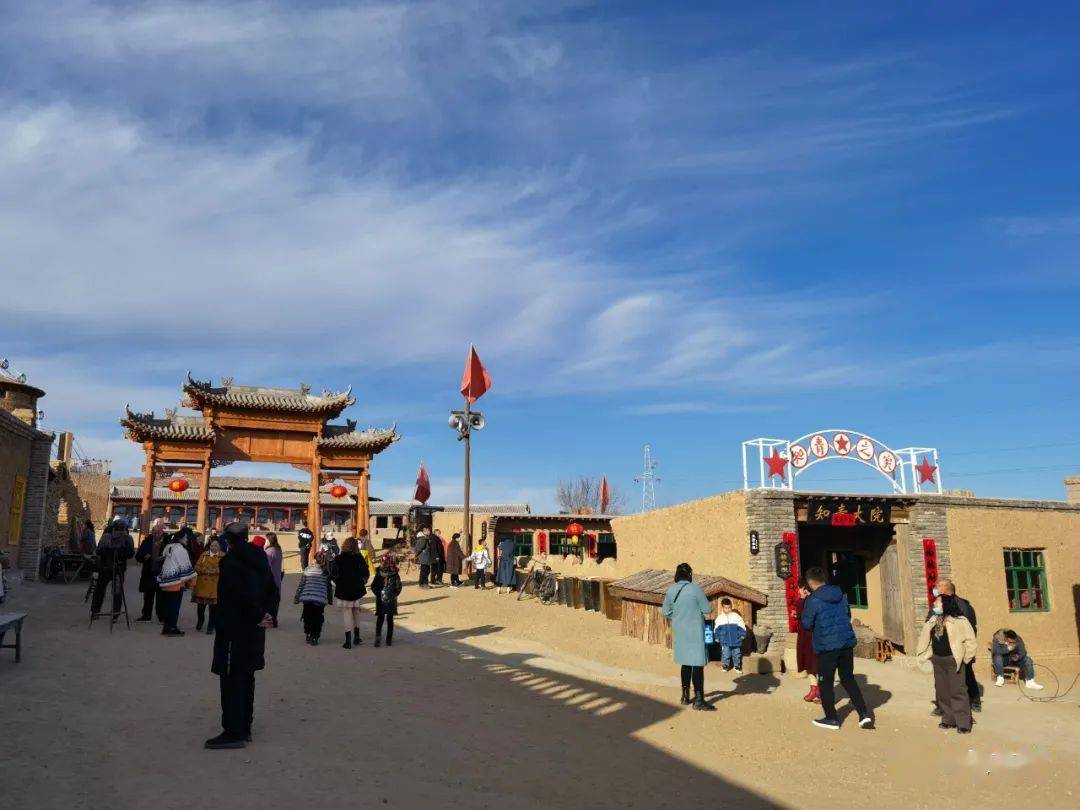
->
xmin=375 ymin=516 xmax=388 ymax=529
xmin=223 ymin=507 xmax=252 ymax=526
xmin=392 ymin=516 xmax=403 ymax=529
xmin=322 ymin=509 xmax=350 ymax=533
xmin=549 ymin=531 xmax=580 ymax=557
xmin=185 ymin=505 xmax=198 ymax=525
xmin=256 ymin=508 xmax=290 ymax=531
xmin=828 ymin=550 xmax=868 ymax=609
xmin=597 ymin=532 xmax=618 ymax=561
xmin=1004 ymin=549 xmax=1048 ymax=611
xmin=208 ymin=507 xmax=221 ymax=530
xmin=497 ymin=531 xmax=533 ymax=557
xmin=111 ymin=504 xmax=139 ymax=528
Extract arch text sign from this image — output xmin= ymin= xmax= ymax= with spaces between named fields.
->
xmin=742 ymin=429 xmax=942 ymax=495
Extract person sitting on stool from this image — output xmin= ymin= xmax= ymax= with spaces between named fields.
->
xmin=992 ymin=629 xmax=1044 ymax=690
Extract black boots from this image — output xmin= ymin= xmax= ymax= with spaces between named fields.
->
xmin=692 ymin=692 xmax=715 ymax=711
xmin=680 ymin=687 xmax=691 ymax=706
xmin=204 ymin=733 xmax=245 ymax=750
xmin=343 ymin=633 xmax=352 ymax=649
xmin=374 ymin=637 xmax=381 ymax=647
xmin=352 ymin=628 xmax=361 ymax=646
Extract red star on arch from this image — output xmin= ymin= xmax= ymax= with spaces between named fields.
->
xmin=916 ymin=456 xmax=937 ymax=484
xmin=835 ymin=435 xmax=849 ymax=452
xmin=765 ymin=449 xmax=788 ymax=478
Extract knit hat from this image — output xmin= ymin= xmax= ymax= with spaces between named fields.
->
xmin=251 ymin=535 xmax=266 ymax=548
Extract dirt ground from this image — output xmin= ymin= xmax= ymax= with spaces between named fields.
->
xmin=2 ymin=569 xmax=1078 ymax=810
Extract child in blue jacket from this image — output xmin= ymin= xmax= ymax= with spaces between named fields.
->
xmin=714 ymin=598 xmax=747 ymax=672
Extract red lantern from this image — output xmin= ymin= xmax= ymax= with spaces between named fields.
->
xmin=567 ymin=521 xmax=584 ymax=537
xmin=330 ymin=484 xmax=348 ymax=499
xmin=168 ymin=478 xmax=189 ymax=494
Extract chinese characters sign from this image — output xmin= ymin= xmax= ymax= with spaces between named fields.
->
xmin=806 ymin=498 xmax=891 ymax=527
xmin=922 ymin=538 xmax=939 ymax=606
xmin=780 ymin=532 xmax=801 ymax=632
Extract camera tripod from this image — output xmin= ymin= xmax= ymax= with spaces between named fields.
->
xmin=88 ymin=563 xmax=131 ymax=632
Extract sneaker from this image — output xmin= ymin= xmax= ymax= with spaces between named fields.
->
xmin=734 ymin=667 xmax=743 ymax=674
xmin=136 ymin=616 xmax=153 ymax=622
xmin=958 ymin=728 xmax=972 ymax=734
xmin=995 ymin=675 xmax=1005 ymax=687
xmin=204 ymin=734 xmax=245 ymax=750
xmin=938 ymin=722 xmax=956 ymax=730
xmin=1025 ymin=679 xmax=1044 ymax=690
xmin=812 ymin=718 xmax=841 ymax=731
xmin=720 ymin=664 xmax=731 ymax=672
xmin=858 ymin=716 xmax=874 ymax=729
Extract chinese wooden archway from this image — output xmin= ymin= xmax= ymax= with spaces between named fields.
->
xmin=121 ymin=373 xmax=399 ymax=537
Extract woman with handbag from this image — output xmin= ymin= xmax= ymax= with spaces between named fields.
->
xmin=661 ymin=562 xmax=716 ymax=711
xmin=157 ymin=535 xmax=197 ymax=636
xmin=332 ymin=536 xmax=369 ymax=649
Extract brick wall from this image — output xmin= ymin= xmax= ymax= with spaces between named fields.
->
xmin=907 ymin=500 xmax=950 ymax=624
xmin=744 ymin=489 xmax=798 ymax=647
xmin=17 ymin=433 xmax=55 ymax=579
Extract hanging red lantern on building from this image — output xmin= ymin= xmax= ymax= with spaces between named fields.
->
xmin=330 ymin=484 xmax=348 ymax=499
xmin=168 ymin=478 xmax=189 ymax=494
xmin=566 ymin=521 xmax=584 ymax=538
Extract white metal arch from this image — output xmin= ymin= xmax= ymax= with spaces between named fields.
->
xmin=742 ymin=429 xmax=942 ymax=494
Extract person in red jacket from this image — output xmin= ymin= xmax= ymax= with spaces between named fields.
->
xmin=793 ymin=579 xmax=820 ymax=703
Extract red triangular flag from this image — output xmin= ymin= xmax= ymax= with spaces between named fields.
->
xmin=460 ymin=345 xmax=492 ymax=404
xmin=600 ymin=475 xmax=610 ymax=514
xmin=413 ymin=464 xmax=431 ymax=504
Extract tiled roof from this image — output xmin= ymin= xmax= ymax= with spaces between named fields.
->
xmin=369 ymin=502 xmax=530 ymax=516
xmin=183 ymin=372 xmax=353 ymax=416
xmin=489 ymin=512 xmax=614 ymax=522
xmin=120 ymin=407 xmax=215 ymax=442
xmin=318 ymin=421 xmax=399 ymax=452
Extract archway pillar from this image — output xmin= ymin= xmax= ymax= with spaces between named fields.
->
xmin=309 ymin=452 xmax=322 ymax=538
xmin=355 ymin=463 xmax=370 ymax=537
xmin=196 ymin=454 xmax=212 ymax=533
xmin=140 ymin=445 xmax=157 ymax=535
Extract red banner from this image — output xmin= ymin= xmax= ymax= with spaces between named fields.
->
xmin=922 ymin=538 xmax=939 ymax=607
xmin=782 ymin=531 xmax=801 ymax=632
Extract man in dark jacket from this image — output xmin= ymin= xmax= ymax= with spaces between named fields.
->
xmin=414 ymin=528 xmax=433 ymax=588
xmin=927 ymin=580 xmax=981 ymax=712
xmin=90 ymin=519 xmax=135 ymax=617
xmin=297 ymin=522 xmax=314 ymax=569
xmin=801 ymin=567 xmax=873 ymax=730
xmin=205 ymin=522 xmax=277 ymax=750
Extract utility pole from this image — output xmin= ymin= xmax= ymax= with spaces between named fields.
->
xmin=634 ymin=444 xmax=659 ymax=512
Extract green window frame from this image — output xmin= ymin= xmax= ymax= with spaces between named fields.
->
xmin=597 ymin=532 xmax=617 ymax=561
xmin=549 ymin=531 xmax=580 ymax=557
xmin=1003 ymin=549 xmax=1049 ymax=612
xmin=828 ymin=550 xmax=868 ymax=609
xmin=497 ymin=531 xmax=534 ymax=557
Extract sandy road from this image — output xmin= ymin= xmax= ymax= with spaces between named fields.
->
xmin=1 ymin=571 xmax=1077 ymax=809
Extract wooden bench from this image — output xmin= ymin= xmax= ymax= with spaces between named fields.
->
xmin=0 ymin=611 xmax=28 ymax=663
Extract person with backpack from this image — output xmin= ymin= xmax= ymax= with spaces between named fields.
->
xmin=801 ymin=566 xmax=873 ymax=730
xmin=661 ymin=562 xmax=716 ymax=711
xmin=371 ymin=553 xmax=403 ymax=647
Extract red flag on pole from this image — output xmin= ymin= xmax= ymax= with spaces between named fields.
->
xmin=460 ymin=345 xmax=492 ymax=404
xmin=413 ymin=464 xmax=431 ymax=504
xmin=600 ymin=475 xmax=610 ymax=514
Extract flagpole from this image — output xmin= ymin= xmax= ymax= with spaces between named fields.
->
xmin=463 ymin=396 xmax=472 ymax=554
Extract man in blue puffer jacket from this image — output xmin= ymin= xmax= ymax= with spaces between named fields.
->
xmin=801 ymin=566 xmax=873 ymax=730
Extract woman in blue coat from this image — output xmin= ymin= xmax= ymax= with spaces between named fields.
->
xmin=495 ymin=537 xmax=517 ymax=594
xmin=662 ymin=563 xmax=716 ymax=711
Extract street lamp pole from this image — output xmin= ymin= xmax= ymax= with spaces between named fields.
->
xmin=463 ymin=397 xmax=472 ymax=554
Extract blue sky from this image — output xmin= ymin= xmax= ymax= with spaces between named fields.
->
xmin=1 ymin=1 xmax=1078 ymax=510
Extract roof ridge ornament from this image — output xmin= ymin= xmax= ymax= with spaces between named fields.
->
xmin=185 ymin=370 xmax=212 ymax=391
xmin=164 ymin=407 xmax=178 ymax=420
xmin=300 ymin=383 xmax=311 ymax=396
xmin=221 ymin=376 xmax=234 ymax=388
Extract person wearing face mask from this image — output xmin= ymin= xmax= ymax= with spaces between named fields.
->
xmin=917 ymin=594 xmax=977 ymax=734
xmin=926 ymin=580 xmax=981 ymax=713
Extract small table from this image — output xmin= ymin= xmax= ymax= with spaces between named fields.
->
xmin=0 ymin=611 xmax=28 ymax=663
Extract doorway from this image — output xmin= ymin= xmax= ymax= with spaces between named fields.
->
xmin=798 ymin=522 xmax=905 ymax=648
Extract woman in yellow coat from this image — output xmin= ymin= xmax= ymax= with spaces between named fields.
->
xmin=192 ymin=538 xmax=223 ymax=635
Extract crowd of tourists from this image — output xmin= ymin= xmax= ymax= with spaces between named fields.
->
xmin=662 ymin=563 xmax=1045 ymax=733
xmin=409 ymin=526 xmax=517 ymax=593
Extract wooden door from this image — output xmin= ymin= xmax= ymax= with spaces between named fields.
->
xmin=880 ymin=540 xmax=904 ymax=645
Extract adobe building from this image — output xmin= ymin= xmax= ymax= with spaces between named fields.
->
xmin=610 ymin=429 xmax=1080 ymax=677
xmin=0 ymin=369 xmax=54 ymax=579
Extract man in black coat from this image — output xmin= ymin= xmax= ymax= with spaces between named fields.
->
xmin=205 ymin=522 xmax=277 ymax=750
xmin=297 ymin=522 xmax=314 ymax=569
